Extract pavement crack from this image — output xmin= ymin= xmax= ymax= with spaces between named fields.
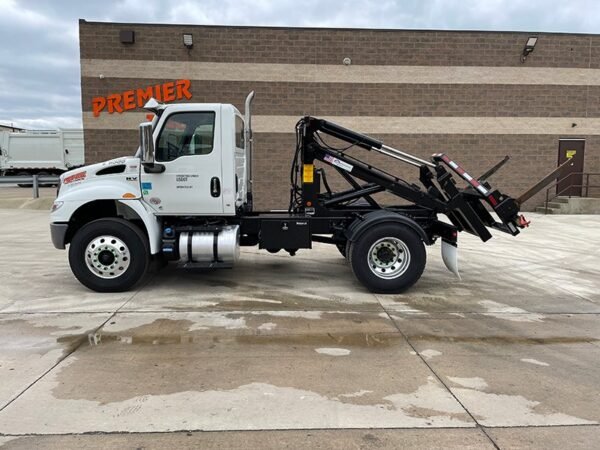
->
xmin=0 ymin=280 xmax=152 ymax=414
xmin=375 ymin=296 xmax=501 ymax=450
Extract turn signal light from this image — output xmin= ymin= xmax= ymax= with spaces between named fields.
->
xmin=51 ymin=201 xmax=64 ymax=212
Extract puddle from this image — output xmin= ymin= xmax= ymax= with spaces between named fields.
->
xmin=236 ymin=332 xmax=400 ymax=348
xmin=408 ymin=334 xmax=597 ymax=345
xmin=0 ymin=317 xmax=97 ymax=356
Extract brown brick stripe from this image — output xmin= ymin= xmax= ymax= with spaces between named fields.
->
xmin=80 ymin=78 xmax=600 ymax=118
xmin=82 ymin=129 xmax=600 ymax=211
xmin=80 ymin=21 xmax=599 ymax=68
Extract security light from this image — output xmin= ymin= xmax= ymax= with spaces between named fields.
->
xmin=183 ymin=34 xmax=193 ymax=49
xmin=521 ymin=36 xmax=537 ymax=62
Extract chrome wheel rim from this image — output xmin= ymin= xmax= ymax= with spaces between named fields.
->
xmin=367 ymin=237 xmax=410 ymax=279
xmin=85 ymin=235 xmax=130 ymax=279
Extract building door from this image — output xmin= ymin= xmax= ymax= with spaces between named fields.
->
xmin=557 ymin=139 xmax=585 ymax=197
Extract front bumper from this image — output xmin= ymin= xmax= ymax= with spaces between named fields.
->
xmin=50 ymin=222 xmax=69 ymax=249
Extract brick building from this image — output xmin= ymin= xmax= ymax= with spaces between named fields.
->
xmin=79 ymin=20 xmax=600 ymax=210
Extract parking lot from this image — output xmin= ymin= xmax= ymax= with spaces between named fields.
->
xmin=0 ymin=207 xmax=598 ymax=448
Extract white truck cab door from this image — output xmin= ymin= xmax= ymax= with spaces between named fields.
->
xmin=141 ymin=109 xmax=224 ymax=215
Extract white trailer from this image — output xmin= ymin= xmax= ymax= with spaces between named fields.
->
xmin=0 ymin=129 xmax=85 ymax=178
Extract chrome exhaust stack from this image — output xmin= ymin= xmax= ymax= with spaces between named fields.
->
xmin=244 ymin=91 xmax=255 ymax=210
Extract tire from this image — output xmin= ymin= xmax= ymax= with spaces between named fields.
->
xmin=349 ymin=223 xmax=426 ymax=293
xmin=37 ymin=171 xmax=55 ymax=187
xmin=69 ymin=218 xmax=149 ymax=292
xmin=17 ymin=171 xmax=31 ymax=188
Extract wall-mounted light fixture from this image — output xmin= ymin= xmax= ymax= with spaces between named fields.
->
xmin=521 ymin=36 xmax=537 ymax=63
xmin=343 ymin=57 xmax=352 ymax=66
xmin=183 ymin=34 xmax=193 ymax=49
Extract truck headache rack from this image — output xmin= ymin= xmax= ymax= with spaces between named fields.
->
xmin=291 ymin=116 xmax=560 ymax=242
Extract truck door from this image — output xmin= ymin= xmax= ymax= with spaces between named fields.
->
xmin=141 ymin=109 xmax=224 ymax=215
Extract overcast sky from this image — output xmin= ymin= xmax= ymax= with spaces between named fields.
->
xmin=1 ymin=0 xmax=599 ymax=129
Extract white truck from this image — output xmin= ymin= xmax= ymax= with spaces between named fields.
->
xmin=50 ymin=93 xmax=558 ymax=294
xmin=0 ymin=129 xmax=85 ymax=182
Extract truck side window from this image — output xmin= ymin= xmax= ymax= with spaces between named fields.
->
xmin=156 ymin=112 xmax=216 ymax=162
xmin=235 ymin=116 xmax=244 ymax=149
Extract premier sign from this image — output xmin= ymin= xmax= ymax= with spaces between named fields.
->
xmin=92 ymin=79 xmax=192 ymax=117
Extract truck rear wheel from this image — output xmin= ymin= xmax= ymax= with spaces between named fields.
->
xmin=349 ymin=223 xmax=426 ymax=293
xmin=69 ymin=218 xmax=149 ymax=292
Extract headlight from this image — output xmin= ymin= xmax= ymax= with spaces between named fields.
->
xmin=51 ymin=201 xmax=64 ymax=212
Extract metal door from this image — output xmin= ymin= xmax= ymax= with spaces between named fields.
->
xmin=141 ymin=109 xmax=224 ymax=215
xmin=557 ymin=139 xmax=585 ymax=197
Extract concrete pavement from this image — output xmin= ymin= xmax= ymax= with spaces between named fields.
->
xmin=0 ymin=186 xmax=55 ymax=210
xmin=0 ymin=209 xmax=598 ymax=448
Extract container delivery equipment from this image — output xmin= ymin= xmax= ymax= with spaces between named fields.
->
xmin=49 ymin=93 xmax=571 ymax=293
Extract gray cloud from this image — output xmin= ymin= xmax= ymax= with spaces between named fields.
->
xmin=0 ymin=0 xmax=598 ymax=129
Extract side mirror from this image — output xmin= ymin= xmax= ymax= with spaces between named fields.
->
xmin=139 ymin=122 xmax=155 ymax=165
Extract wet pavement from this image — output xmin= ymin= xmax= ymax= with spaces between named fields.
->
xmin=0 ymin=209 xmax=598 ymax=448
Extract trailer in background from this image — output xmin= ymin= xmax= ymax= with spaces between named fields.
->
xmin=0 ymin=130 xmax=85 ymax=184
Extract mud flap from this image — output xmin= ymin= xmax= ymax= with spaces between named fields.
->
xmin=441 ymin=239 xmax=461 ymax=280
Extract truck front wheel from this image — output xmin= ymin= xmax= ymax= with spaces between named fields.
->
xmin=69 ymin=218 xmax=149 ymax=292
xmin=349 ymin=223 xmax=426 ymax=293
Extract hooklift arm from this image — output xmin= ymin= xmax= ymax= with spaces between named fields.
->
xmin=292 ymin=117 xmax=447 ymax=214
xmin=293 ymin=116 xmax=563 ymax=244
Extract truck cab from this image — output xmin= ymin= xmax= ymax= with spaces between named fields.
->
xmin=140 ymin=102 xmax=248 ymax=216
xmin=50 ymin=97 xmax=254 ymax=292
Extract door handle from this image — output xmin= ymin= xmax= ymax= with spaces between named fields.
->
xmin=210 ymin=177 xmax=221 ymax=197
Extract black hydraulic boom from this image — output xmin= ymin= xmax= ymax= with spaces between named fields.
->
xmin=290 ymin=116 xmax=537 ymax=242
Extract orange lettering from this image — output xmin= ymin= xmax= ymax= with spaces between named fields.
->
xmin=136 ymin=86 xmax=154 ymax=107
xmin=107 ymin=94 xmax=123 ymax=113
xmin=162 ymin=82 xmax=175 ymax=102
xmin=123 ymin=90 xmax=136 ymax=110
xmin=92 ymin=97 xmax=106 ymax=117
xmin=92 ymin=80 xmax=192 ymax=117
xmin=176 ymin=79 xmax=192 ymax=99
xmin=153 ymin=84 xmax=162 ymax=101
